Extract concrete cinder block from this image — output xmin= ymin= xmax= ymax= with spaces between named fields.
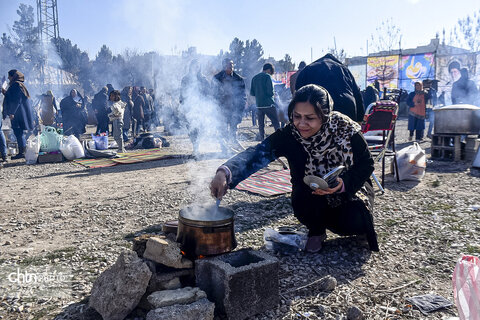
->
xmin=195 ymin=248 xmax=279 ymax=320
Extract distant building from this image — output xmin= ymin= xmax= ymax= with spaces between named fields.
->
xmin=346 ymin=38 xmax=479 ymax=105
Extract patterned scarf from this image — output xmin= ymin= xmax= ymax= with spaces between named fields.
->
xmin=290 ymin=111 xmax=360 ymax=176
xmin=290 ymin=107 xmax=370 ymax=208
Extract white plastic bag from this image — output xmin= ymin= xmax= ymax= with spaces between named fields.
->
xmin=60 ymin=135 xmax=85 ymax=160
xmin=264 ymin=228 xmax=307 ymax=254
xmin=452 ymin=255 xmax=480 ymax=320
xmin=25 ymin=134 xmax=40 ymax=165
xmin=395 ymin=142 xmax=426 ymax=181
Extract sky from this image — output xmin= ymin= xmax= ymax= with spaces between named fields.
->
xmin=1 ymin=0 xmax=480 ymax=65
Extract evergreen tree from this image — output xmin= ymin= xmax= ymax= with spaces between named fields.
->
xmin=276 ymin=54 xmax=295 ymax=73
xmin=92 ymin=44 xmax=114 ymax=87
xmin=227 ymin=38 xmax=245 ymax=74
xmin=242 ymin=39 xmax=265 ymax=86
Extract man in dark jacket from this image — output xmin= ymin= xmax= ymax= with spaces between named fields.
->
xmin=213 ymin=58 xmax=246 ymax=147
xmin=1 ymin=69 xmax=34 ymax=160
xmin=295 ymin=54 xmax=365 ymax=122
xmin=92 ymin=87 xmax=109 ymax=134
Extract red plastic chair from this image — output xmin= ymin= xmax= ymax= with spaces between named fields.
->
xmin=362 ymin=100 xmax=400 ymax=191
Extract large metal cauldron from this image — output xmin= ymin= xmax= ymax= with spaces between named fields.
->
xmin=177 ymin=204 xmax=237 ymax=257
xmin=434 ymin=104 xmax=480 ymax=134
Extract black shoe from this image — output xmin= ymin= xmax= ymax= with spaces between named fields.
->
xmin=11 ymin=153 xmax=25 ymax=160
xmin=1 ymin=155 xmax=8 ymax=163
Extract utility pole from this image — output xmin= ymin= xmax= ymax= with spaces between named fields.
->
xmin=36 ymin=0 xmax=60 ymax=89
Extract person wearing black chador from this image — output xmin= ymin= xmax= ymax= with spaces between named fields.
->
xmin=1 ymin=69 xmax=34 ymax=160
xmin=60 ymin=89 xmax=87 ymax=139
xmin=295 ymin=54 xmax=365 ymax=122
xmin=210 ymin=84 xmax=378 ymax=253
xmin=92 ymin=87 xmax=109 ymax=134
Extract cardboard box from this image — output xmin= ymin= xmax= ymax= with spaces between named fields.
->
xmin=38 ymin=152 xmax=63 ymax=163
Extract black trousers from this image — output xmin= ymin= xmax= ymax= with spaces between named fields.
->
xmin=291 ymin=183 xmax=379 ymax=251
xmin=257 ymin=106 xmax=280 ymax=139
xmin=96 ymin=115 xmax=109 ymax=135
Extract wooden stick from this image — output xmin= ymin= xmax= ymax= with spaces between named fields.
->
xmin=284 ymin=276 xmax=329 ymax=294
xmin=375 ymin=279 xmax=420 ymax=293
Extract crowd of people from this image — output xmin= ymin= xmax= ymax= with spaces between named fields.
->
xmin=0 ymin=76 xmax=159 ymax=163
xmin=2 ymin=54 xmax=479 ymax=253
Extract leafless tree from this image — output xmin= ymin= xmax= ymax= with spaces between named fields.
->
xmin=369 ymin=18 xmax=402 ymax=54
xmin=452 ymin=10 xmax=480 ymax=52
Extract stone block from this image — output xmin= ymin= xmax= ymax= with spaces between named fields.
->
xmin=145 ymin=298 xmax=214 ymax=320
xmin=88 ymin=250 xmax=152 ymax=320
xmin=147 ymin=287 xmax=206 ymax=308
xmin=132 ymin=234 xmax=155 ymax=258
xmin=143 ymin=236 xmax=193 ymax=269
xmin=195 ymin=248 xmax=279 ymax=320
xmin=137 ymin=268 xmax=195 ymax=310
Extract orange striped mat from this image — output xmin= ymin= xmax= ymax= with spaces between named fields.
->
xmin=235 ymin=169 xmax=292 ymax=196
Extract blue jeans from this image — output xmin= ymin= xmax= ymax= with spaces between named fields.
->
xmin=13 ymin=127 xmax=26 ymax=154
xmin=0 ymin=120 xmax=7 ymax=158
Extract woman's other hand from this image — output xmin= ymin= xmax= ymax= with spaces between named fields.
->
xmin=312 ymin=178 xmax=343 ymax=196
xmin=210 ymin=171 xmax=228 ymax=199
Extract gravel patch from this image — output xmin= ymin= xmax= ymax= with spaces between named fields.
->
xmin=0 ymin=118 xmax=479 ymax=319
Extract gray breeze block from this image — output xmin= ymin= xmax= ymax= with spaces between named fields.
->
xmin=195 ymin=248 xmax=279 ymax=320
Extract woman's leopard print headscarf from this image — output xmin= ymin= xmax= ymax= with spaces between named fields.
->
xmin=290 ymin=101 xmax=361 ymax=177
xmin=289 ymin=85 xmax=370 ymax=208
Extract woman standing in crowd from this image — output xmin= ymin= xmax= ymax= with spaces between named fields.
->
xmin=39 ymin=90 xmax=58 ymax=127
xmin=60 ymin=89 xmax=87 ymax=140
xmin=210 ymin=84 xmax=378 ymax=253
xmin=1 ymin=69 xmax=34 ymax=160
xmin=108 ymin=90 xmax=126 ymax=153
xmin=407 ymin=82 xmax=429 ymax=141
xmin=132 ymin=87 xmax=145 ymax=137
xmin=121 ymin=86 xmax=133 ymax=142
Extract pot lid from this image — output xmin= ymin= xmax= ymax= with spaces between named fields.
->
xmin=179 ymin=204 xmax=234 ymax=224
xmin=434 ymin=104 xmax=480 ymax=111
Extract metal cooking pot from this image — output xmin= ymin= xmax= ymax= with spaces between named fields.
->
xmin=177 ymin=204 xmax=236 ymax=257
xmin=434 ymin=104 xmax=480 ymax=134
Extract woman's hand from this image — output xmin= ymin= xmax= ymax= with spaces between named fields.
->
xmin=210 ymin=171 xmax=228 ymax=199
xmin=312 ymin=178 xmax=343 ymax=196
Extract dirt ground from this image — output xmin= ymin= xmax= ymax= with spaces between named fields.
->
xmin=1 ymin=117 xmax=480 ymax=319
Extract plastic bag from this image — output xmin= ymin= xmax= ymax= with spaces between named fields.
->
xmin=264 ymin=228 xmax=307 ymax=254
xmin=25 ymin=134 xmax=40 ymax=165
xmin=39 ymin=126 xmax=62 ymax=152
xmin=395 ymin=142 xmax=426 ymax=181
xmin=452 ymin=255 xmax=480 ymax=320
xmin=92 ymin=133 xmax=108 ymax=150
xmin=60 ymin=135 xmax=84 ymax=160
